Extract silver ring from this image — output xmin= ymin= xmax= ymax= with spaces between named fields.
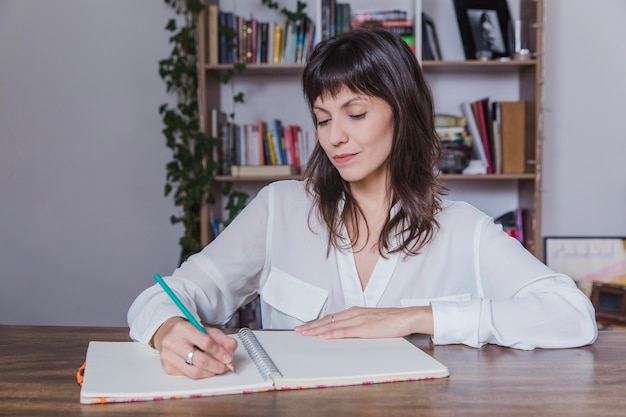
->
xmin=331 ymin=315 xmax=335 ymax=323
xmin=185 ymin=349 xmax=195 ymax=366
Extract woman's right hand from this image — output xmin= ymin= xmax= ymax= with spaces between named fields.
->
xmin=152 ymin=317 xmax=238 ymax=379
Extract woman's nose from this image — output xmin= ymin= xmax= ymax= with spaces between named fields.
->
xmin=327 ymin=120 xmax=348 ymax=146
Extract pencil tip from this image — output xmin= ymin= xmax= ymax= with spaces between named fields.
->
xmin=227 ymin=363 xmax=236 ymax=374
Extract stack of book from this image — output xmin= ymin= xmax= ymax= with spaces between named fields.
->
xmin=435 ymin=114 xmax=472 ymax=174
xmin=459 ymin=98 xmax=527 ymax=174
xmin=350 ymin=8 xmax=415 ymax=51
xmin=208 ymin=109 xmax=315 ymax=178
xmin=319 ymin=0 xmax=352 ymax=40
xmin=205 ymin=4 xmax=316 ymax=65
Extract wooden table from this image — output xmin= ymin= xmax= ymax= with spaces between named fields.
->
xmin=1 ymin=326 xmax=625 ymax=416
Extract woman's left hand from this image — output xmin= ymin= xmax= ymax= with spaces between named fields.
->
xmin=294 ymin=306 xmax=434 ymax=339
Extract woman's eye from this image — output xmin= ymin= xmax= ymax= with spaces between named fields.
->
xmin=350 ymin=113 xmax=366 ymax=120
xmin=316 ymin=119 xmax=330 ymax=127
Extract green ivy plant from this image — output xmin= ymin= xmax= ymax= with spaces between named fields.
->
xmin=261 ymin=0 xmax=308 ymax=22
xmin=159 ymin=0 xmax=215 ymax=263
xmin=159 ymin=0 xmax=308 ymax=263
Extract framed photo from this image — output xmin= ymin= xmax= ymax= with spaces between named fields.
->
xmin=453 ymin=0 xmax=512 ymax=60
xmin=421 ymin=13 xmax=442 ymax=61
xmin=543 ymin=237 xmax=626 ymax=297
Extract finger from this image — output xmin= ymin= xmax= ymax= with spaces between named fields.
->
xmin=296 ymin=307 xmax=365 ymax=335
xmin=162 ymin=340 xmax=233 ymax=379
xmin=157 ymin=320 xmax=235 ymax=378
xmin=295 ymin=313 xmax=346 ymax=336
xmin=184 ymin=348 xmax=232 ymax=377
xmin=193 ymin=328 xmax=238 ymax=368
xmin=207 ymin=327 xmax=238 ymax=356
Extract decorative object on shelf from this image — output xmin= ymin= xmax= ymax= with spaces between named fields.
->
xmin=590 ymin=282 xmax=626 ymax=327
xmin=543 ymin=237 xmax=626 ymax=297
xmin=421 ymin=13 xmax=442 ymax=61
xmin=461 ymin=159 xmax=487 ymax=175
xmin=494 ymin=208 xmax=524 ymax=244
xmin=512 ymin=18 xmax=531 ymax=60
xmin=453 ymin=0 xmax=513 ymax=60
xmin=159 ymin=0 xmax=217 ymax=263
xmin=440 ymin=140 xmax=472 ymax=174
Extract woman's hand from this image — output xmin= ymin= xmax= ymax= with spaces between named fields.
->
xmin=152 ymin=317 xmax=238 ymax=379
xmin=294 ymin=306 xmax=434 ymax=339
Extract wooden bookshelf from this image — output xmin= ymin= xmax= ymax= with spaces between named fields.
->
xmin=198 ymin=0 xmax=545 ymax=257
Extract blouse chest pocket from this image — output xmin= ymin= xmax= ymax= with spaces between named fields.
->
xmin=260 ymin=267 xmax=329 ymax=323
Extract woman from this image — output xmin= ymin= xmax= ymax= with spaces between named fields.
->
xmin=128 ymin=28 xmax=597 ymax=379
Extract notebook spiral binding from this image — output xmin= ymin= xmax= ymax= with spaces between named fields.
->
xmin=238 ymin=328 xmax=282 ymax=380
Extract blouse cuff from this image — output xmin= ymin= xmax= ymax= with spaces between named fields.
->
xmin=431 ymin=299 xmax=484 ymax=348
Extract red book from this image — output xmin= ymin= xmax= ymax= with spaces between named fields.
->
xmin=473 ymin=100 xmax=493 ymax=173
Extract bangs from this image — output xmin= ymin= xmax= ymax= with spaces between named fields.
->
xmin=303 ymin=44 xmax=384 ymax=107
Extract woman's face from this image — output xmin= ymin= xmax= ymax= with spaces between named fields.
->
xmin=313 ymin=87 xmax=394 ymax=187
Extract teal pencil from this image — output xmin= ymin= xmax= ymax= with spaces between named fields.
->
xmin=153 ymin=273 xmax=207 ymax=334
xmin=152 ymin=273 xmax=235 ymax=372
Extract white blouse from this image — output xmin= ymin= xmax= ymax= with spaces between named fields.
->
xmin=128 ymin=180 xmax=597 ymax=350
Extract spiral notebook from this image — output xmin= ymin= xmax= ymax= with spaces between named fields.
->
xmin=80 ymin=328 xmax=449 ymax=404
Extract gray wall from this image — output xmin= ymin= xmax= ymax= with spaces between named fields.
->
xmin=0 ymin=1 xmax=181 ymax=326
xmin=0 ymin=0 xmax=625 ymax=326
xmin=542 ymin=0 xmax=626 ymax=236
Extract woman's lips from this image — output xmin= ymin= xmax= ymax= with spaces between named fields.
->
xmin=333 ymin=153 xmax=357 ymax=164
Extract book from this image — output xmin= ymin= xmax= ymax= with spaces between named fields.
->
xmin=231 ymin=164 xmax=298 ymax=177
xmin=240 ymin=18 xmax=251 ymax=63
xmin=473 ymin=98 xmax=494 ymax=174
xmin=80 ymin=329 xmax=449 ymax=404
xmin=259 ymin=22 xmax=269 ymax=63
xmin=287 ymin=124 xmax=302 ymax=171
xmin=256 ymin=120 xmax=268 ymax=165
xmin=320 ymin=0 xmax=333 ymax=40
xmin=491 ymin=102 xmax=503 ymax=174
xmin=206 ymin=4 xmax=219 ymax=65
xmin=498 ymin=101 xmax=526 ymax=174
xmin=478 ymin=97 xmax=495 ymax=172
xmin=336 ymin=3 xmax=351 ymax=34
xmin=460 ymin=101 xmax=489 ymax=174
xmin=351 ymin=9 xmax=408 ymax=26
xmin=209 ymin=108 xmax=227 ymax=171
xmin=272 ymin=23 xmax=283 ymax=64
xmin=271 ymin=119 xmax=286 ymax=164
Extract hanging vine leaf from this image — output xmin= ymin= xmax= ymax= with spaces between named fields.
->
xmin=160 ymin=0 xmax=216 ymax=263
xmin=159 ymin=1 xmax=308 ymax=262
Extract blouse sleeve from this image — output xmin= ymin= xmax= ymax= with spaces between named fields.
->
xmin=431 ymin=216 xmax=598 ymax=350
xmin=127 ymin=185 xmax=273 ymax=345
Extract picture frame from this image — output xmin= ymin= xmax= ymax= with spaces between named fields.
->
xmin=590 ymin=281 xmax=626 ymax=326
xmin=452 ymin=0 xmax=512 ymax=60
xmin=421 ymin=13 xmax=442 ymax=61
xmin=543 ymin=237 xmax=626 ymax=297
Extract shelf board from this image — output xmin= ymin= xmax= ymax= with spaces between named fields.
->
xmin=422 ymin=59 xmax=536 ymax=73
xmin=205 ymin=63 xmax=305 ymax=75
xmin=214 ymin=173 xmax=536 ymax=182
xmin=214 ymin=174 xmax=305 ymax=182
xmin=205 ymin=59 xmax=536 ymax=75
xmin=441 ymin=173 xmax=536 ymax=180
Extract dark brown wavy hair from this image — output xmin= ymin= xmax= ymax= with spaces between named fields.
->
xmin=302 ymin=28 xmax=445 ymax=256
